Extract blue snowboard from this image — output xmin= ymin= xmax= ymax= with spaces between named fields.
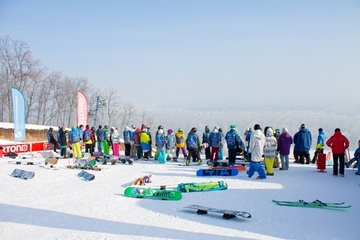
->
xmin=10 ymin=168 xmax=35 ymax=180
xmin=196 ymin=168 xmax=238 ymax=176
xmin=77 ymin=170 xmax=95 ymax=181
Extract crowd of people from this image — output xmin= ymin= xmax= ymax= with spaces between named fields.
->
xmin=46 ymin=122 xmax=360 ymax=178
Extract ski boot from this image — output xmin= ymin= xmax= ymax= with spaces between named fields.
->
xmin=185 ymin=159 xmax=190 ymax=166
xmin=206 ymin=160 xmax=213 ymax=166
xmin=197 ymin=159 xmax=202 ymax=166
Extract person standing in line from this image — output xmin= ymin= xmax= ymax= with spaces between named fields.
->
xmin=185 ymin=127 xmax=202 ymax=165
xmin=147 ymin=126 xmax=153 ymax=158
xmin=59 ymin=126 xmax=67 ymax=158
xmin=209 ymin=126 xmax=222 ymax=162
xmin=133 ymin=128 xmax=143 ymax=159
xmin=69 ymin=126 xmax=81 ymax=160
xmin=90 ymin=126 xmax=96 ymax=155
xmin=140 ymin=126 xmax=151 ymax=159
xmin=244 ymin=127 xmax=252 ymax=161
xmin=175 ymin=128 xmax=188 ymax=160
xmin=295 ymin=124 xmax=312 ymax=164
xmin=247 ymin=124 xmax=266 ymax=180
xmin=202 ymin=126 xmax=211 ymax=160
xmin=83 ymin=125 xmax=93 ymax=155
xmin=224 ymin=124 xmax=242 ymax=166
xmin=293 ymin=129 xmax=300 ymax=163
xmin=263 ymin=128 xmax=277 ymax=176
xmin=166 ymin=129 xmax=176 ymax=161
xmin=46 ymin=127 xmax=59 ymax=153
xmin=326 ymin=128 xmax=349 ymax=177
xmin=102 ymin=125 xmax=111 ymax=156
xmin=129 ymin=125 xmax=137 ymax=158
xmin=277 ymin=127 xmax=293 ymax=170
xmin=218 ymin=128 xmax=225 ymax=160
xmin=311 ymin=128 xmax=326 ymax=164
xmin=123 ymin=126 xmax=131 ymax=159
xmin=111 ymin=127 xmax=120 ymax=157
xmin=96 ymin=125 xmax=103 ymax=153
xmin=155 ymin=129 xmax=167 ymax=163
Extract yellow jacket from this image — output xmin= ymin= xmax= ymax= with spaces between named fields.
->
xmin=175 ymin=132 xmax=186 ymax=148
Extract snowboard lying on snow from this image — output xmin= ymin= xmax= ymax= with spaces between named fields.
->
xmin=10 ymin=169 xmax=35 ymax=180
xmin=124 ymin=186 xmax=182 ymax=200
xmin=185 ymin=204 xmax=252 ymax=219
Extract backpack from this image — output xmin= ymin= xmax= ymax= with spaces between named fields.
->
xmin=176 ymin=135 xmax=184 ymax=144
xmin=83 ymin=130 xmax=91 ymax=141
xmin=156 ymin=134 xmax=165 ymax=148
xmin=167 ymin=135 xmax=176 ymax=148
xmin=226 ymin=131 xmax=236 ymax=145
xmin=187 ymin=134 xmax=198 ymax=148
xmin=69 ymin=130 xmax=80 ymax=143
xmin=210 ymin=132 xmax=220 ymax=146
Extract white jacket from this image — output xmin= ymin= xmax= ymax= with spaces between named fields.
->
xmin=249 ymin=129 xmax=265 ymax=162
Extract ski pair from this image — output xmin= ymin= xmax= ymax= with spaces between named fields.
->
xmin=272 ymin=199 xmax=351 ymax=209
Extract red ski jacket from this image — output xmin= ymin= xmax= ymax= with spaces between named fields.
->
xmin=326 ymin=131 xmax=349 ymax=154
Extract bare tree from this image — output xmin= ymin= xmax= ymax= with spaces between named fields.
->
xmin=0 ymin=35 xmax=44 ymax=123
xmin=118 ymin=101 xmax=137 ymax=131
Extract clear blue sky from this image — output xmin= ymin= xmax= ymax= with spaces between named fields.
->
xmin=1 ymin=1 xmax=359 ymax=110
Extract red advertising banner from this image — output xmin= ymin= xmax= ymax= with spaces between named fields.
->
xmin=0 ymin=141 xmax=49 ymax=155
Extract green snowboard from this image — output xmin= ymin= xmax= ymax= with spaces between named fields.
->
xmin=124 ymin=186 xmax=182 ymax=201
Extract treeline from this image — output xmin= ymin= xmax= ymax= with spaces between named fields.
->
xmin=0 ymin=35 xmax=155 ymax=130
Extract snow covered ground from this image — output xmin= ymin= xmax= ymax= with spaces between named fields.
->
xmin=0 ymin=150 xmax=359 ymax=240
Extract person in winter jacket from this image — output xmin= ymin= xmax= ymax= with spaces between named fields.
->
xmin=96 ymin=125 xmax=103 ymax=153
xmin=134 ymin=128 xmax=142 ymax=159
xmin=247 ymin=124 xmax=266 ymax=180
xmin=59 ymin=127 xmax=68 ymax=158
xmin=102 ymin=125 xmax=111 ymax=155
xmin=140 ymin=127 xmax=151 ymax=159
xmin=111 ymin=127 xmax=120 ymax=156
xmin=294 ymin=124 xmax=312 ymax=164
xmin=69 ymin=126 xmax=81 ymax=159
xmin=202 ymin=126 xmax=211 ymax=160
xmin=264 ymin=128 xmax=278 ymax=176
xmin=244 ymin=128 xmax=252 ymax=161
xmin=293 ymin=130 xmax=300 ymax=163
xmin=186 ymin=127 xmax=202 ymax=165
xmin=155 ymin=129 xmax=167 ymax=163
xmin=166 ymin=129 xmax=176 ymax=161
xmin=175 ymin=128 xmax=188 ymax=160
xmin=311 ymin=128 xmax=326 ymax=164
xmin=345 ymin=140 xmax=360 ymax=175
xmin=123 ymin=126 xmax=131 ymax=158
xmin=46 ymin=127 xmax=59 ymax=153
xmin=326 ymin=128 xmax=349 ymax=176
xmin=224 ymin=124 xmax=243 ymax=166
xmin=277 ymin=127 xmax=293 ymax=170
xmin=209 ymin=126 xmax=222 ymax=162
xmin=218 ymin=128 xmax=225 ymax=160
xmin=83 ymin=125 xmax=93 ymax=155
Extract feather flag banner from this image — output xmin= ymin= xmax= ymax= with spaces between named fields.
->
xmin=11 ymin=87 xmax=26 ymax=142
